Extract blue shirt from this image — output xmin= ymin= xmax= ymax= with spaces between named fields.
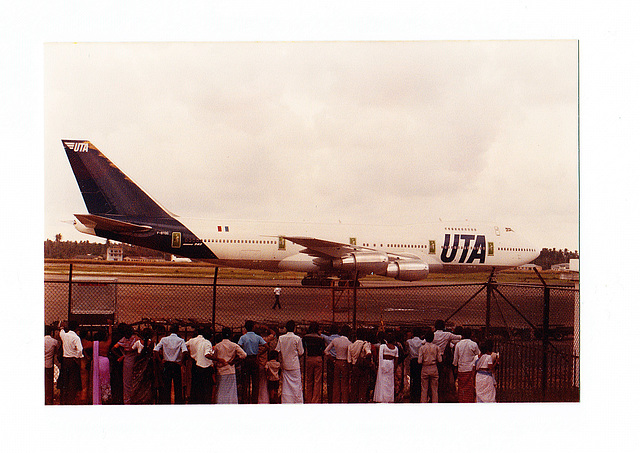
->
xmin=321 ymin=334 xmax=340 ymax=358
xmin=154 ymin=333 xmax=188 ymax=362
xmin=238 ymin=331 xmax=266 ymax=356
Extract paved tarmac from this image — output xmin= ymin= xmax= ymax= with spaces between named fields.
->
xmin=45 ymin=272 xmax=578 ymax=332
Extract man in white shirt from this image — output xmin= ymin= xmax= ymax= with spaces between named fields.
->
xmin=347 ymin=328 xmax=373 ymax=403
xmin=452 ymin=328 xmax=480 ymax=403
xmin=59 ymin=320 xmax=83 ymax=405
xmin=213 ymin=327 xmax=247 ymax=404
xmin=154 ymin=324 xmax=188 ymax=404
xmin=418 ymin=329 xmax=442 ymax=403
xmin=186 ymin=326 xmax=214 ymax=404
xmin=433 ymin=319 xmax=462 ymax=403
xmin=275 ymin=320 xmax=304 ymax=403
xmin=324 ymin=324 xmax=352 ymax=403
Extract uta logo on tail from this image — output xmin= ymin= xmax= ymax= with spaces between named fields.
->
xmin=64 ymin=141 xmax=89 ymax=153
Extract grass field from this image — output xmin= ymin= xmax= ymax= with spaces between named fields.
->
xmin=44 ymin=259 xmax=578 ymax=286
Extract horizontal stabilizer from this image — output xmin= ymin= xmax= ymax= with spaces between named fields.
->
xmin=74 ymin=214 xmax=153 ymax=233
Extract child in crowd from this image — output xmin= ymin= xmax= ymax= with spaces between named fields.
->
xmin=265 ymin=350 xmax=281 ymax=404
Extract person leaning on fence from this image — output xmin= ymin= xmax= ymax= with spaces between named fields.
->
xmin=475 ymin=339 xmax=499 ymax=403
xmin=373 ymin=330 xmax=398 ymax=403
xmin=186 ymin=326 xmax=215 ymax=404
xmin=348 ymin=328 xmax=373 ymax=403
xmin=389 ymin=330 xmax=406 ymax=401
xmin=302 ymin=321 xmax=325 ymax=404
xmin=433 ymin=319 xmax=462 ymax=403
xmin=324 ymin=324 xmax=352 ymax=404
xmin=452 ymin=328 xmax=480 ymax=403
xmin=406 ymin=327 xmax=425 ymax=403
xmin=154 ymin=324 xmax=188 ymax=404
xmin=321 ymin=323 xmax=340 ymax=403
xmin=265 ymin=349 xmax=281 ymax=404
xmin=275 ymin=320 xmax=305 ymax=403
xmin=213 ymin=326 xmax=247 ymax=404
xmin=44 ymin=324 xmax=59 ymax=405
xmin=113 ymin=323 xmax=140 ymax=405
xmin=418 ymin=328 xmax=441 ymax=403
xmin=90 ymin=327 xmax=112 ymax=405
xmin=256 ymin=325 xmax=276 ymax=403
xmin=238 ymin=320 xmax=266 ymax=404
xmin=130 ymin=328 xmax=157 ymax=404
xmin=58 ymin=320 xmax=84 ymax=405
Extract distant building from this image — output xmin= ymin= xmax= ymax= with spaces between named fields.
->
xmin=106 ymin=246 xmax=123 ymax=261
xmin=123 ymin=256 xmax=166 ymax=262
xmin=171 ymin=255 xmax=192 ymax=263
xmin=551 ymin=263 xmax=571 ymax=271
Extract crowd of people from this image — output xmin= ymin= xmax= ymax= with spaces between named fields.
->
xmin=44 ymin=318 xmax=499 ymax=405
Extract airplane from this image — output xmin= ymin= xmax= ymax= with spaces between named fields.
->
xmin=62 ymin=140 xmax=540 ymax=285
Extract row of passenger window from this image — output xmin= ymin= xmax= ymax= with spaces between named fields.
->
xmin=497 ymin=247 xmax=536 ymax=252
xmin=202 ymin=239 xmax=277 ymax=245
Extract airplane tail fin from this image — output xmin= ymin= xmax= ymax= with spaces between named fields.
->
xmin=62 ymin=140 xmax=173 ymax=219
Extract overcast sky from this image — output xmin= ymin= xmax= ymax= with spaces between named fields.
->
xmin=44 ymin=41 xmax=578 ymax=251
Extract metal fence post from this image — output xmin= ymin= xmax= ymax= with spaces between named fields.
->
xmin=67 ymin=263 xmax=73 ymax=322
xmin=485 ymin=274 xmax=494 ymax=339
xmin=573 ymin=282 xmax=580 ymax=389
xmin=212 ymin=267 xmax=218 ymax=334
xmin=352 ymin=272 xmax=358 ymax=330
xmin=542 ymin=283 xmax=550 ymax=401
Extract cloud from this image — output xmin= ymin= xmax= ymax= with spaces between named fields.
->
xmin=45 ymin=41 xmax=578 ymax=250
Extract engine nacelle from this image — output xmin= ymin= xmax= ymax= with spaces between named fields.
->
xmin=333 ymin=253 xmax=429 ymax=281
xmin=332 ymin=252 xmax=390 ymax=275
xmin=385 ymin=259 xmax=429 ymax=281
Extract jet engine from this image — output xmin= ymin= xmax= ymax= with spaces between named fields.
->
xmin=384 ymin=259 xmax=429 ymax=281
xmin=333 ymin=252 xmax=429 ymax=281
xmin=332 ymin=252 xmax=390 ymax=275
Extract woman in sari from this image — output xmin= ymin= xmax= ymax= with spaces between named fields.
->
xmin=113 ymin=323 xmax=139 ymax=405
xmin=91 ymin=328 xmax=111 ymax=405
xmin=475 ymin=340 xmax=499 ymax=403
xmin=373 ymin=331 xmax=398 ymax=403
xmin=130 ymin=328 xmax=157 ymax=404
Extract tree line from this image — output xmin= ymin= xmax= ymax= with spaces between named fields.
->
xmin=532 ymin=248 xmax=579 ymax=270
xmin=44 ymin=236 xmax=169 ymax=260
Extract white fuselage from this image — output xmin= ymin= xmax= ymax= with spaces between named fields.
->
xmin=177 ymin=217 xmax=539 ymax=274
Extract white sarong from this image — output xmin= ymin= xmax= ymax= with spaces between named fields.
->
xmin=280 ymin=368 xmax=303 ymax=403
xmin=216 ymin=373 xmax=238 ymax=404
xmin=475 ymin=354 xmax=497 ymax=403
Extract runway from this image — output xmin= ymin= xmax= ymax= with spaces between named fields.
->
xmin=45 ymin=272 xmax=578 ymax=334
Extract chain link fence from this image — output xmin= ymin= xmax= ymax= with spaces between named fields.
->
xmin=44 ymin=266 xmax=579 ymax=402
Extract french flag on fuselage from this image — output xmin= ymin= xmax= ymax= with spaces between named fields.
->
xmin=218 ymin=226 xmax=229 ymax=232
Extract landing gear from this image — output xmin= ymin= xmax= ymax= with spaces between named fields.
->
xmin=300 ymin=274 xmax=360 ymax=287
xmin=301 ymin=275 xmax=333 ymax=286
xmin=337 ymin=278 xmax=360 ymax=287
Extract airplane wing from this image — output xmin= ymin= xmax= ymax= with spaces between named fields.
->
xmin=283 ymin=236 xmax=368 ymax=259
xmin=74 ymin=214 xmax=153 ymax=233
xmin=283 ymin=236 xmax=418 ymax=261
